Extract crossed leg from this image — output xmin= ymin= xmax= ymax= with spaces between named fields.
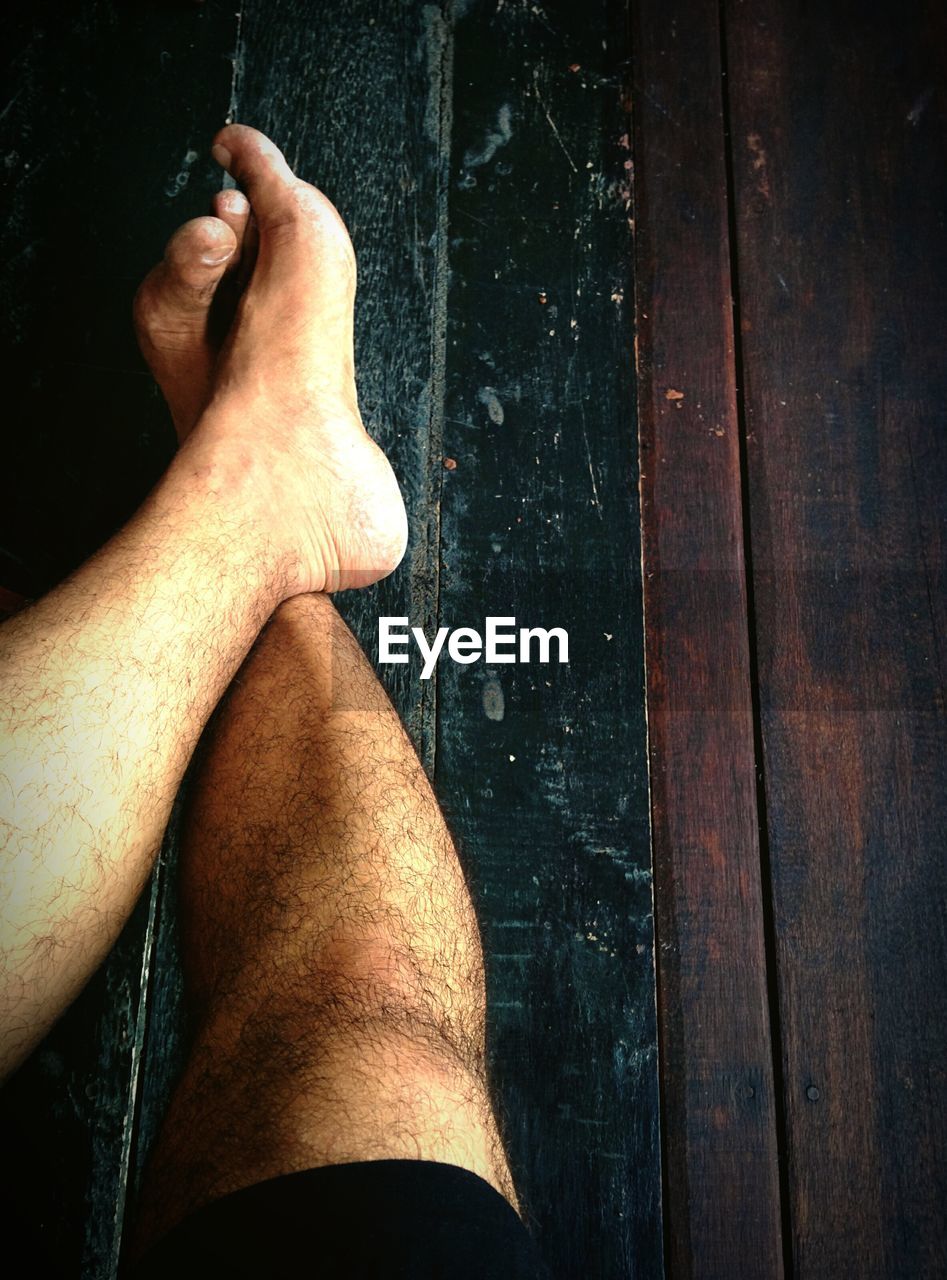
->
xmin=0 ymin=121 xmax=535 ymax=1270
xmin=126 ymin=139 xmax=521 ymax=1261
xmin=0 ymin=126 xmax=408 ymax=1076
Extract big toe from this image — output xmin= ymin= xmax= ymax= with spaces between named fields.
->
xmin=134 ymin=213 xmax=243 ymax=439
xmin=135 ymin=215 xmax=238 ymax=333
xmin=211 ymin=124 xmax=355 ymax=282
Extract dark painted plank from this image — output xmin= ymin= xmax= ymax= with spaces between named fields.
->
xmin=435 ymin=3 xmax=662 ymax=1275
xmin=725 ymin=1 xmax=947 ymax=1274
xmin=0 ymin=1 xmax=237 ymax=596
xmin=631 ymin=2 xmax=785 ymax=1276
xmin=0 ymin=4 xmax=236 ymax=1275
xmin=0 ymin=891 xmax=155 ymax=1278
xmin=128 ymin=0 xmax=450 ymax=1208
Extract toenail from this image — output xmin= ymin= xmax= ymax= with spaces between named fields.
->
xmin=211 ymin=143 xmax=232 ymax=172
xmin=219 ymin=189 xmax=249 ymax=214
xmin=201 ymin=246 xmax=235 ymax=266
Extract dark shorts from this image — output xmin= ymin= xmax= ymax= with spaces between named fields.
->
xmin=129 ymin=1159 xmax=552 ymax=1279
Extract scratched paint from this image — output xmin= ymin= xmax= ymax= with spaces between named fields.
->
xmin=478 ymin=385 xmax=505 ymax=424
xmin=436 ymin=3 xmax=662 ymax=1275
xmin=462 ymin=102 xmax=513 ymax=169
xmin=481 ymin=674 xmax=506 ymax=721
xmin=164 ymin=148 xmax=199 ymax=199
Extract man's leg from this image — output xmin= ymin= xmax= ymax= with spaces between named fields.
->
xmin=133 ymin=593 xmax=517 ymax=1251
xmin=0 ymin=126 xmax=407 ymax=1076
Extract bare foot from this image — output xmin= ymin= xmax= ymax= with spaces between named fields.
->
xmin=134 ymin=125 xmax=407 ymax=594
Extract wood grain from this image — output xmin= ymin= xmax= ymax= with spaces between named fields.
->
xmin=632 ymin=1 xmax=785 ymax=1275
xmin=725 ymin=0 xmax=947 ymax=1274
xmin=434 ymin=2 xmax=662 ymax=1275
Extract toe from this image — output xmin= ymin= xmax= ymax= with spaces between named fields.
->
xmin=211 ymin=124 xmax=355 ymax=288
xmin=213 ymin=189 xmax=258 ymax=290
xmin=134 ymin=215 xmax=239 ymax=442
xmin=212 ymin=188 xmax=251 ymax=255
xmin=161 ymin=215 xmax=238 ymax=306
xmin=211 ymin=124 xmax=299 ymax=232
xmin=134 ymin=216 xmax=237 ymax=353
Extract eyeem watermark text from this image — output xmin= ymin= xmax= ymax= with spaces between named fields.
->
xmin=379 ymin=616 xmax=570 ymax=680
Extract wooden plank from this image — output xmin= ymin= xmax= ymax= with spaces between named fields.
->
xmin=127 ymin=0 xmax=450 ymax=1200
xmin=217 ymin=0 xmax=451 ymax=722
xmin=0 ymin=4 xmax=236 ymax=1275
xmin=631 ymin=1 xmax=785 ymax=1275
xmin=724 ymin=1 xmax=947 ymax=1274
xmin=434 ymin=3 xmax=662 ymax=1275
xmin=0 ymin=892 xmax=154 ymax=1277
xmin=0 ymin=1 xmax=237 ymax=597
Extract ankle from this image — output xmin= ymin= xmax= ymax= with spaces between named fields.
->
xmin=159 ymin=425 xmax=299 ymax=607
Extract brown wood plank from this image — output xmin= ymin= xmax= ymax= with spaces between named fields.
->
xmin=724 ymin=1 xmax=947 ymax=1275
xmin=632 ymin=2 xmax=785 ymax=1275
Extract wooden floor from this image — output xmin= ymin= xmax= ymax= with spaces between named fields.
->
xmin=0 ymin=2 xmax=944 ymax=1278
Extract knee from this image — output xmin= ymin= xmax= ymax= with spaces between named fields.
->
xmin=303 ymin=929 xmax=487 ymax=1073
xmin=189 ymin=923 xmax=488 ymax=1095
